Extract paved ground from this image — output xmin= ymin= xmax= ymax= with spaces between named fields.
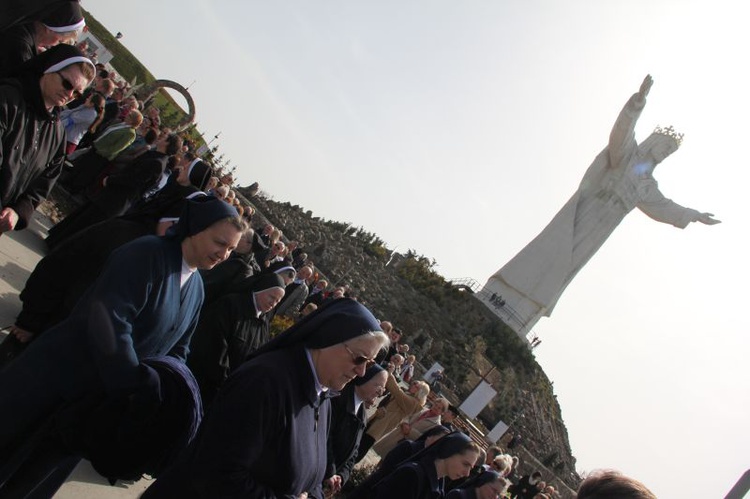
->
xmin=0 ymin=212 xmax=151 ymax=498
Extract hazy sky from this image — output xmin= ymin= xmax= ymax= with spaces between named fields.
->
xmin=90 ymin=1 xmax=748 ymax=496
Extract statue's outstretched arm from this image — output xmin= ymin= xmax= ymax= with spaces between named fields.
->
xmin=609 ymin=75 xmax=653 ymax=168
xmin=636 ymin=178 xmax=721 ymax=228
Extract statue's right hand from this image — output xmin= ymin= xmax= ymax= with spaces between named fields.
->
xmin=697 ymin=212 xmax=721 ymax=225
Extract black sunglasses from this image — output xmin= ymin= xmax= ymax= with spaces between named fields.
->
xmin=343 ymin=343 xmax=375 ymax=367
xmin=56 ymin=72 xmax=82 ymax=99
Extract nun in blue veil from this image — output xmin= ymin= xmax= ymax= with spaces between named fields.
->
xmin=0 ymin=196 xmax=243 ymax=457
xmin=143 ymin=298 xmax=390 ymax=499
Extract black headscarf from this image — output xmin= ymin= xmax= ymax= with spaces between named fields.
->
xmin=249 ymin=298 xmax=382 ymax=359
xmin=430 ymin=431 xmax=474 ymax=459
xmin=250 ymin=273 xmax=285 ymax=301
xmin=416 ymin=424 xmax=451 ymax=443
xmin=165 ymin=194 xmax=239 ymax=241
xmin=19 ymin=42 xmax=92 ymax=77
xmin=187 ymin=158 xmax=213 ymax=191
xmin=354 ymin=363 xmax=385 ymax=386
xmin=40 ymin=1 xmax=84 ymax=32
xmin=0 ymin=0 xmax=80 ymax=32
xmin=461 ymin=469 xmax=502 ymax=489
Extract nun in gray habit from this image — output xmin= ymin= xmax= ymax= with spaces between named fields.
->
xmin=143 ymin=298 xmax=390 ymax=499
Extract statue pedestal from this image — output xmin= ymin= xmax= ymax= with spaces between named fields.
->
xmin=479 ymin=277 xmax=545 ymax=343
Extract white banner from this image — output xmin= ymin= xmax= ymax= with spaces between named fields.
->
xmin=459 ymin=380 xmax=497 ymax=419
xmin=487 ymin=419 xmax=509 ymax=443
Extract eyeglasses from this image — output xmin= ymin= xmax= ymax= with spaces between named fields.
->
xmin=56 ymin=72 xmax=82 ymax=99
xmin=343 ymin=343 xmax=375 ymax=367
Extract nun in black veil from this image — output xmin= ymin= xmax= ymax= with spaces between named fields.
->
xmin=446 ymin=469 xmax=510 ymax=499
xmin=357 ymin=432 xmax=481 ymax=499
xmin=186 ymin=271 xmax=286 ymax=406
xmin=143 ymin=298 xmax=390 ymax=499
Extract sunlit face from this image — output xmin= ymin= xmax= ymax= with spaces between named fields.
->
xmin=298 ymin=267 xmax=313 ymax=281
xmin=427 ymin=401 xmax=446 ymax=417
xmin=354 ymin=370 xmax=388 ymax=408
xmin=314 ymin=335 xmax=381 ymax=391
xmin=254 ymin=287 xmax=285 ymax=313
xmin=40 ymin=65 xmax=90 ymax=109
xmin=443 ymin=449 xmax=480 ymax=480
xmin=182 ymin=219 xmax=242 ymax=270
xmin=37 ymin=27 xmax=72 ymax=51
xmin=279 ymin=270 xmax=296 ymax=286
xmin=271 ymin=242 xmax=285 ymax=256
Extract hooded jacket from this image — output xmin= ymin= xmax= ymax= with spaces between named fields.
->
xmin=0 ymin=73 xmax=65 ymax=229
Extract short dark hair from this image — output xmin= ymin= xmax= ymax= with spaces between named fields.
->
xmin=144 ymin=128 xmax=159 ymax=145
xmin=165 ymin=134 xmax=182 ymax=155
xmin=577 ymin=470 xmax=656 ymax=499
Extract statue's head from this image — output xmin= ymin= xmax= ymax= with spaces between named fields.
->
xmin=641 ymin=125 xmax=683 ymax=165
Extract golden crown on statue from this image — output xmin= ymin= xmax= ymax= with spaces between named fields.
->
xmin=654 ymin=125 xmax=684 ymax=146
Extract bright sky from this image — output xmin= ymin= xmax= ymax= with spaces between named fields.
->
xmin=90 ymin=1 xmax=749 ymax=496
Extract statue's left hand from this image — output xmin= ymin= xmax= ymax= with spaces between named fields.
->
xmin=697 ymin=212 xmax=721 ymax=225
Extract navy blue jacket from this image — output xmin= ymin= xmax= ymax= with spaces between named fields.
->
xmin=0 ymin=236 xmax=203 ymax=454
xmin=144 ymin=345 xmax=329 ymax=498
xmin=373 ymin=457 xmax=442 ymax=499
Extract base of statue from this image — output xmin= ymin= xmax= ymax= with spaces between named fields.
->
xmin=479 ymin=275 xmax=547 ymax=344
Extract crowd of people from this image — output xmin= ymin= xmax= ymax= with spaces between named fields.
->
xmin=0 ymin=2 xmax=659 ymax=498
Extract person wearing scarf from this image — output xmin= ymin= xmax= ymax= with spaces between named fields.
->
xmin=0 ymin=0 xmax=85 ymax=76
xmin=325 ymin=364 xmax=388 ymax=495
xmin=365 ymin=432 xmax=481 ymax=499
xmin=187 ymin=272 xmax=286 ymax=406
xmin=0 ymin=43 xmax=93 ymax=235
xmin=143 ymin=298 xmax=390 ymax=499
xmin=0 ymin=196 xmax=243 ymax=474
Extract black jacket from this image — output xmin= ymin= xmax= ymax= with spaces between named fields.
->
xmin=0 ymin=75 xmax=65 ymax=229
xmin=0 ymin=23 xmax=36 ymax=77
xmin=326 ymin=383 xmax=366 ymax=485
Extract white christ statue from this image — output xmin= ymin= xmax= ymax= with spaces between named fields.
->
xmin=483 ymin=75 xmax=720 ymax=339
